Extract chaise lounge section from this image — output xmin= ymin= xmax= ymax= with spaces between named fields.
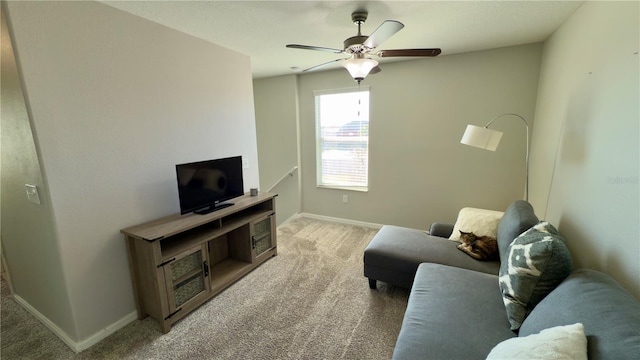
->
xmin=364 ymin=200 xmax=537 ymax=289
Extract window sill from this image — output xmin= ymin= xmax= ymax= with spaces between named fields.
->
xmin=317 ymin=185 xmax=368 ymax=192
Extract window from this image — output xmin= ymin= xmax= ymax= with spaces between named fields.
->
xmin=315 ymin=88 xmax=369 ymax=191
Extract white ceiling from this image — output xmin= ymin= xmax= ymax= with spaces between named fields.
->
xmin=102 ymin=1 xmax=583 ymax=79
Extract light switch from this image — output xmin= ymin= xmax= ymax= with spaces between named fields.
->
xmin=25 ymin=184 xmax=41 ymax=204
xmin=242 ymin=159 xmax=249 ymax=169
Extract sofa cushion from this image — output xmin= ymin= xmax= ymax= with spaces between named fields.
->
xmin=520 ymin=269 xmax=640 ymax=360
xmin=448 ymin=207 xmax=504 ymax=242
xmin=487 ymin=323 xmax=587 ymax=360
xmin=392 ymin=263 xmax=515 ymax=360
xmin=496 ymin=200 xmax=539 ymax=261
xmin=499 ymin=221 xmax=573 ymax=330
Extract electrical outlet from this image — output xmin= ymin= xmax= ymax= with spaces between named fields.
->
xmin=25 ymin=184 xmax=41 ymax=204
xmin=342 ymin=195 xmax=348 ymax=203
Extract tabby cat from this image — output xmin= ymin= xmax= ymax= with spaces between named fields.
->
xmin=457 ymin=230 xmax=498 ymax=261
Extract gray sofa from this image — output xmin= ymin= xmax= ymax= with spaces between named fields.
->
xmin=363 ymin=201 xmax=640 ymax=359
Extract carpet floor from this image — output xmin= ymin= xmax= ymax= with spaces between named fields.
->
xmin=1 ymin=217 xmax=409 ymax=359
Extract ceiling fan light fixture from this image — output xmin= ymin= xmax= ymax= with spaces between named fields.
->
xmin=288 ymin=10 xmax=440 ymax=78
xmin=341 ymin=57 xmax=378 ymax=83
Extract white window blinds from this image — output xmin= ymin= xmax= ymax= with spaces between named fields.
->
xmin=314 ymin=88 xmax=370 ymax=191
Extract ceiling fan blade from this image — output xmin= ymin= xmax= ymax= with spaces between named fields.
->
xmin=376 ymin=48 xmax=442 ymax=57
xmin=302 ymin=58 xmax=346 ymax=72
xmin=286 ymin=44 xmax=344 ymax=54
xmin=369 ymin=65 xmax=381 ymax=75
xmin=362 ymin=20 xmax=404 ymax=49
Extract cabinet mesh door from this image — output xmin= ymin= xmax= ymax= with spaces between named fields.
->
xmin=170 ymin=251 xmax=206 ymax=307
xmin=174 ymin=275 xmax=205 ymax=307
xmin=254 ymin=234 xmax=271 ymax=255
xmin=254 ymin=218 xmax=272 ymax=256
xmin=171 ymin=251 xmax=202 ymax=280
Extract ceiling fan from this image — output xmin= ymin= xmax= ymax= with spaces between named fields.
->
xmin=286 ymin=11 xmax=441 ymax=83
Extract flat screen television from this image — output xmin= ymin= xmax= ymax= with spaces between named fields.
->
xmin=175 ymin=156 xmax=244 ymax=215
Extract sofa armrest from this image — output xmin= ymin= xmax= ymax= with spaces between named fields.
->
xmin=429 ymin=223 xmax=454 ymax=238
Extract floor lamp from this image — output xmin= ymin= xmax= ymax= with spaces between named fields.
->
xmin=460 ymin=113 xmax=530 ymax=201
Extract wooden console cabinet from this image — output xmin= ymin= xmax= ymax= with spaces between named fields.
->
xmin=121 ymin=193 xmax=277 ymax=333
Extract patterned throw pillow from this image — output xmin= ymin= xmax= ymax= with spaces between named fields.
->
xmin=499 ymin=221 xmax=573 ymax=331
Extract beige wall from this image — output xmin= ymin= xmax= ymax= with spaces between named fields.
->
xmin=253 ymin=75 xmax=300 ymax=225
xmin=296 ymin=44 xmax=542 ymax=229
xmin=1 ymin=6 xmax=75 ymax=335
xmin=3 ymin=0 xmax=258 ymax=346
xmin=529 ymin=1 xmax=639 ymax=299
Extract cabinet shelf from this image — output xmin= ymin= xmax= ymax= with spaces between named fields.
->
xmin=122 ymin=193 xmax=275 ymax=241
xmin=160 ymin=208 xmax=274 ymax=260
xmin=210 ymin=258 xmax=252 ymax=292
xmin=122 ymin=193 xmax=277 ymax=333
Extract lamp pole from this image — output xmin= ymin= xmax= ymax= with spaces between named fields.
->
xmin=483 ymin=113 xmax=529 ymax=202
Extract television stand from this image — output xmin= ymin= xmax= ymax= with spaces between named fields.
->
xmin=194 ymin=202 xmax=233 ymax=214
xmin=121 ymin=193 xmax=277 ymax=333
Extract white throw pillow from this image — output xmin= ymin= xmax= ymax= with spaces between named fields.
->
xmin=486 ymin=323 xmax=587 ymax=360
xmin=449 ymin=207 xmax=504 ymax=242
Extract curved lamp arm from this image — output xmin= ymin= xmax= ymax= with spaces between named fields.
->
xmin=461 ymin=113 xmax=529 ymax=201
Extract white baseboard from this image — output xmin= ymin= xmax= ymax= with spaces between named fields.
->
xmin=74 ymin=311 xmax=138 ymax=352
xmin=298 ymin=213 xmax=384 ymax=229
xmin=12 ymin=293 xmax=137 ymax=353
xmin=278 ymin=212 xmax=302 ymax=227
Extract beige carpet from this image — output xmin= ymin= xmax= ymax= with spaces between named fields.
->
xmin=1 ymin=217 xmax=409 ymax=359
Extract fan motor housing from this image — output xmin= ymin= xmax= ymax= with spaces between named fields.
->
xmin=351 ymin=11 xmax=368 ymax=24
xmin=344 ymin=35 xmax=369 ymax=53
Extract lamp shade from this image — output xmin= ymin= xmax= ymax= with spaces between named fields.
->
xmin=460 ymin=125 xmax=503 ymax=151
xmin=341 ymin=57 xmax=378 ymax=82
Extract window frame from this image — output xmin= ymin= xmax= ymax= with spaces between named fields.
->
xmin=314 ymin=87 xmax=370 ymax=192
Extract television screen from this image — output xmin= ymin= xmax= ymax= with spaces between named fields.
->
xmin=176 ymin=156 xmax=244 ymax=214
